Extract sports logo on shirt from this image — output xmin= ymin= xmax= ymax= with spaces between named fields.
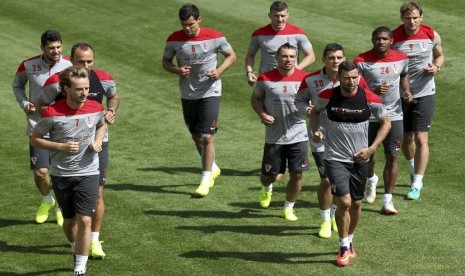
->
xmin=391 ymin=63 xmax=400 ymax=74
xmin=419 ymin=41 xmax=429 ymax=52
xmin=201 ymin=42 xmax=209 ymax=52
xmin=85 ymin=116 xmax=95 ymax=128
xmin=292 ymin=84 xmax=300 ymax=94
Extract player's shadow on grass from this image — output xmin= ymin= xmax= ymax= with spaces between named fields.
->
xmin=0 ymin=241 xmax=69 ymax=255
xmin=106 ymin=183 xmax=193 ymax=196
xmin=144 ymin=209 xmax=276 ymax=219
xmin=0 ymin=268 xmax=70 ymax=276
xmin=177 ymin=225 xmax=316 ymax=236
xmin=0 ymin=218 xmax=35 ymax=228
xmin=179 ymin=250 xmax=334 ymax=264
xmin=137 ymin=166 xmax=261 ymax=177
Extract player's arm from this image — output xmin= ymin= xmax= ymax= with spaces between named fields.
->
xmin=12 ymin=69 xmax=35 ymax=114
xmin=309 ymin=106 xmax=322 ymax=142
xmin=89 ymin=121 xmax=107 ymax=153
xmin=296 ymin=47 xmax=315 ymax=71
xmin=251 ymin=93 xmax=274 ymax=125
xmin=245 ymin=47 xmax=258 ymax=86
xmin=400 ymin=73 xmax=413 ymax=103
xmin=105 ymin=92 xmax=120 ymax=124
xmin=30 ymin=130 xmax=79 ymax=154
xmin=354 ymin=115 xmax=391 ymax=163
xmin=207 ymin=48 xmax=237 ymax=80
xmin=162 ymin=56 xmax=191 ymax=77
xmin=426 ymin=31 xmax=444 ymax=75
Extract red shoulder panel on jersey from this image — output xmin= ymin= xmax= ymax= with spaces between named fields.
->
xmin=393 ymin=24 xmax=435 ymax=42
xmin=318 ymin=88 xmax=334 ymax=100
xmin=167 ymin=28 xmax=224 ymax=42
xmin=43 ymin=73 xmax=60 ymax=88
xmin=42 ymin=99 xmax=104 ymax=117
xmin=92 ymin=69 xmax=113 ymax=81
xmin=364 ymin=88 xmax=383 ymax=104
xmin=252 ymin=23 xmax=306 ymax=36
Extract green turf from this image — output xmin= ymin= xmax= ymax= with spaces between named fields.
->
xmin=1 ymin=0 xmax=464 ymax=275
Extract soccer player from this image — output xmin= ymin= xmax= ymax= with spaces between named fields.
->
xmin=30 ymin=65 xmax=107 ymax=276
xmin=310 ymin=61 xmax=390 ymax=266
xmin=296 ymin=43 xmax=370 ymax=238
xmin=12 ymin=30 xmax=72 ymax=226
xmin=392 ymin=1 xmax=444 ymax=200
xmin=245 ymin=1 xmax=315 ymax=86
xmin=39 ymin=42 xmax=120 ymax=259
xmin=251 ymin=43 xmax=309 ymax=221
xmin=162 ymin=4 xmax=236 ymax=197
xmin=354 ymin=26 xmax=412 ymax=214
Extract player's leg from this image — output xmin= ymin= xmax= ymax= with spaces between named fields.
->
xmin=313 ymin=152 xmax=335 ymax=238
xmin=258 ymin=143 xmax=281 ymax=208
xmin=30 ymin=145 xmax=58 ymax=224
xmin=90 ymin=143 xmax=108 ymax=259
xmin=364 ymin=123 xmax=379 ymax=204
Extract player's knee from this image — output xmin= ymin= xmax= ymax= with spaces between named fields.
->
xmin=33 ymin=168 xmax=49 ymax=181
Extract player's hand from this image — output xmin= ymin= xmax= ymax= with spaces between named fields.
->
xmin=105 ymin=110 xmax=115 ymax=124
xmin=178 ymin=65 xmax=191 ymax=77
xmin=378 ymin=81 xmax=389 ymax=95
xmin=23 ymin=103 xmax=36 ymax=115
xmin=89 ymin=141 xmax=103 ymax=153
xmin=247 ymin=72 xmax=257 ymax=86
xmin=206 ymin=69 xmax=220 ymax=80
xmin=404 ymin=91 xmax=414 ymax=103
xmin=261 ymin=114 xmax=275 ymax=125
xmin=353 ymin=148 xmax=373 ymax=163
xmin=313 ymin=130 xmax=323 ymax=143
xmin=62 ymin=141 xmax=79 ymax=154
xmin=425 ymin=63 xmax=439 ymax=76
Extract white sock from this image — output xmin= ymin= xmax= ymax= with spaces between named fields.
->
xmin=348 ymin=234 xmax=354 ymax=244
xmin=42 ymin=193 xmax=53 ymax=204
xmin=91 ymin=232 xmax=100 ymax=242
xmin=263 ymin=183 xmax=273 ymax=192
xmin=330 ymin=204 xmax=336 ymax=218
xmin=320 ymin=209 xmax=330 ymax=221
xmin=283 ymin=200 xmax=295 ymax=209
xmin=407 ymin=159 xmax=414 ymax=174
xmin=383 ymin=193 xmax=392 ymax=204
xmin=74 ymin=255 xmax=88 ymax=273
xmin=69 ymin=241 xmax=75 ymax=253
xmin=340 ymin=237 xmax=350 ymax=248
xmin=201 ymin=171 xmax=211 ymax=183
xmin=368 ymin=174 xmax=378 ymax=184
xmin=412 ymin=174 xmax=424 ymax=189
xmin=212 ymin=161 xmax=219 ymax=171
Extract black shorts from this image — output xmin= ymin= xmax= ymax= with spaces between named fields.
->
xmin=98 ymin=142 xmax=109 ymax=186
xmin=181 ymin=97 xmax=220 ymax=135
xmin=368 ymin=120 xmax=403 ymax=156
xmin=324 ymin=160 xmax=368 ymax=200
xmin=311 ymin=151 xmax=327 ymax=179
xmin=29 ymin=144 xmax=50 ymax=169
xmin=402 ymin=94 xmax=435 ymax=132
xmin=51 ymin=175 xmax=99 ymax=219
xmin=261 ymin=141 xmax=309 ymax=176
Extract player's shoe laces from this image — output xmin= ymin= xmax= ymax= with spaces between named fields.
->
xmin=211 ymin=164 xmax=221 ymax=187
xmin=331 ymin=217 xmax=338 ymax=232
xmin=364 ymin=175 xmax=378 ymax=204
xmin=282 ymin=208 xmax=298 ymax=221
xmin=349 ymin=243 xmax=357 ymax=259
xmin=258 ymin=187 xmax=272 ymax=208
xmin=56 ymin=209 xmax=64 ymax=227
xmin=36 ymin=197 xmax=55 ymax=223
xmin=195 ymin=180 xmax=211 ymax=197
xmin=90 ymin=241 xmax=106 ymax=259
xmin=381 ymin=201 xmax=398 ymax=215
xmin=337 ymin=246 xmax=351 ymax=267
xmin=318 ymin=220 xmax=332 ymax=238
xmin=407 ymin=183 xmax=422 ymax=200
